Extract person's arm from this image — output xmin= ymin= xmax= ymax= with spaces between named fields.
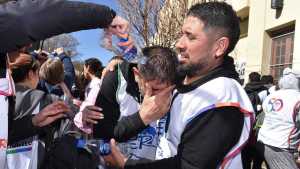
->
xmin=9 ymin=101 xmax=70 ymax=144
xmin=0 ymin=0 xmax=116 ymax=53
xmin=114 ymin=112 xmax=147 ymax=142
xmin=73 ymin=77 xmax=103 ymax=134
xmin=93 ymin=68 xmax=147 ymax=140
xmin=125 ymin=107 xmax=244 ymax=169
xmin=93 ymin=69 xmax=121 ymax=139
xmin=57 ymin=51 xmax=76 ymax=91
xmin=8 ymin=115 xmax=41 ymax=144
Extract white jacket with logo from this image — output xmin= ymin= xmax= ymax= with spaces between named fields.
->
xmin=258 ymin=89 xmax=300 ymax=150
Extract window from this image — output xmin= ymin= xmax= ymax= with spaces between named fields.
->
xmin=270 ymin=32 xmax=294 ymax=81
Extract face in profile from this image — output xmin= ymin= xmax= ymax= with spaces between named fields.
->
xmin=175 ymin=16 xmax=217 ymax=78
xmin=83 ymin=65 xmax=90 ymax=80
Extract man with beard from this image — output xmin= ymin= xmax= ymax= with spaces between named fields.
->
xmin=103 ymin=2 xmax=254 ymax=169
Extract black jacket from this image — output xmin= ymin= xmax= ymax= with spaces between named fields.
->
xmin=0 ymin=54 xmax=5 ymax=77
xmin=244 ymin=82 xmax=267 ymax=95
xmin=93 ymin=61 xmax=146 ymax=141
xmin=0 ymin=0 xmax=116 ymax=53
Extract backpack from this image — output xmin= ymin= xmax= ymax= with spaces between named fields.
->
xmin=253 ymin=89 xmax=270 ymax=130
xmin=247 ymin=90 xmax=263 ymax=116
xmin=42 ymin=134 xmax=99 ymax=169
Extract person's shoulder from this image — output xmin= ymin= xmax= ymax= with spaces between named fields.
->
xmin=100 ymin=68 xmax=119 ymax=97
xmin=16 ymin=85 xmax=44 ymax=97
xmin=30 ymin=88 xmax=59 ymax=102
xmin=203 ymin=77 xmax=241 ymax=92
xmin=90 ymin=77 xmax=102 ymax=86
xmin=200 ymin=77 xmax=253 ymax=109
xmin=102 ymin=68 xmax=118 ymax=84
xmin=188 ymin=77 xmax=241 ymax=102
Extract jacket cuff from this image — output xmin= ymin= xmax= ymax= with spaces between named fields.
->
xmin=135 ymin=111 xmax=147 ymax=128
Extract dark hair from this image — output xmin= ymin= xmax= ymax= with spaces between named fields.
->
xmin=187 ymin=2 xmax=240 ymax=55
xmin=73 ymin=68 xmax=86 ymax=100
xmin=261 ymin=75 xmax=274 ymax=85
xmin=110 ymin=55 xmax=125 ymax=62
xmin=249 ymin=72 xmax=261 ymax=82
xmin=138 ymin=46 xmax=179 ymax=84
xmin=84 ymin=58 xmax=103 ymax=79
xmin=10 ymin=53 xmax=40 ymax=83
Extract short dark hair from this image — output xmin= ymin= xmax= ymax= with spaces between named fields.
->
xmin=138 ymin=46 xmax=179 ymax=84
xmin=10 ymin=53 xmax=40 ymax=83
xmin=187 ymin=2 xmax=240 ymax=55
xmin=261 ymin=75 xmax=274 ymax=85
xmin=110 ymin=55 xmax=125 ymax=62
xmin=249 ymin=72 xmax=261 ymax=82
xmin=84 ymin=58 xmax=103 ymax=78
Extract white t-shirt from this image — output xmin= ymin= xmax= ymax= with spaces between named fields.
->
xmin=258 ymin=89 xmax=300 ymax=149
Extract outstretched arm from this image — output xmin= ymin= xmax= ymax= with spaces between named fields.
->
xmin=0 ymin=0 xmax=116 ymax=53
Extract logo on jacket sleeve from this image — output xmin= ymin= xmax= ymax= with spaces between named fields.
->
xmin=0 ymin=139 xmax=7 ymax=149
xmin=267 ymin=98 xmax=283 ymax=112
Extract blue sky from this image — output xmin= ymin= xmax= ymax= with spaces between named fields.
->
xmin=71 ymin=0 xmax=118 ymax=65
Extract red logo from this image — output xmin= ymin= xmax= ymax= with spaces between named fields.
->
xmin=0 ymin=139 xmax=7 ymax=149
xmin=267 ymin=98 xmax=283 ymax=112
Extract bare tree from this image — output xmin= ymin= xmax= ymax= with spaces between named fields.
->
xmin=118 ymin=0 xmax=217 ymax=49
xmin=155 ymin=0 xmax=220 ymax=48
xmin=117 ymin=0 xmax=164 ymax=48
xmin=42 ymin=34 xmax=79 ymax=57
xmin=153 ymin=0 xmax=189 ymax=48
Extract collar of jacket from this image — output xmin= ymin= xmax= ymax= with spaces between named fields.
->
xmin=244 ymin=81 xmax=267 ymax=93
xmin=177 ymin=56 xmax=240 ymax=93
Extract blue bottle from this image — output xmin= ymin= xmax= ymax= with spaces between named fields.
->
xmin=112 ymin=34 xmax=137 ymax=62
xmin=98 ymin=139 xmax=111 ymax=156
xmin=76 ymin=139 xmax=111 ymax=156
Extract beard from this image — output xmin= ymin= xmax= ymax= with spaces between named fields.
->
xmin=177 ymin=61 xmax=206 ymax=79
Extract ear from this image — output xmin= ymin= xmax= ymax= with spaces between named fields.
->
xmin=214 ymin=37 xmax=230 ymax=58
xmin=132 ymin=67 xmax=141 ymax=82
xmin=28 ymin=70 xmax=35 ymax=80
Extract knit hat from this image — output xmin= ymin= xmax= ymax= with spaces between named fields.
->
xmin=278 ymin=68 xmax=300 ymax=90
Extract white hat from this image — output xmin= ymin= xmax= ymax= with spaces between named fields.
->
xmin=279 ymin=68 xmax=300 ymax=90
xmin=283 ymin=67 xmax=300 ymax=78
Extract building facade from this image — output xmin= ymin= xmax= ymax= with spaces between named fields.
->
xmin=226 ymin=0 xmax=299 ymax=82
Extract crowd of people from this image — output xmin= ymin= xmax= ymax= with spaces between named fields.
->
xmin=0 ymin=1 xmax=300 ymax=169
xmin=241 ymin=68 xmax=300 ymax=169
